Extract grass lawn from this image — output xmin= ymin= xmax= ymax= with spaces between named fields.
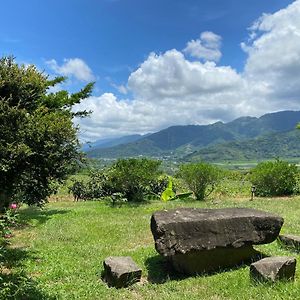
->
xmin=1 ymin=197 xmax=300 ymax=299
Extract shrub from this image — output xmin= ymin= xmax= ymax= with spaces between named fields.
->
xmin=107 ymin=158 xmax=162 ymax=202
xmin=149 ymin=175 xmax=169 ymax=196
xmin=177 ymin=162 xmax=222 ymax=200
xmin=249 ymin=159 xmax=298 ymax=197
xmin=69 ymin=158 xmax=162 ymax=202
xmin=69 ymin=171 xmax=110 ymax=201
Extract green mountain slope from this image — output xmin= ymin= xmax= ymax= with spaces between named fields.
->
xmin=184 ymin=130 xmax=300 ymax=162
xmin=86 ymin=110 xmax=300 ymax=159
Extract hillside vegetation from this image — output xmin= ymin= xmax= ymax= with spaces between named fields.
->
xmin=86 ymin=111 xmax=300 ymax=160
xmin=184 ymin=129 xmax=300 ymax=162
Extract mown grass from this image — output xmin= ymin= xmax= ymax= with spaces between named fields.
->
xmin=1 ymin=197 xmax=300 ymax=299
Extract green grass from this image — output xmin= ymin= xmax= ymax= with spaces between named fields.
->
xmin=2 ymin=197 xmax=300 ymax=299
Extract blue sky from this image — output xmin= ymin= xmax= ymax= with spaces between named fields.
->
xmin=1 ymin=0 xmax=299 ymax=141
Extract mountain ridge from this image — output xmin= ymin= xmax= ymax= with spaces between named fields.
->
xmin=86 ymin=110 xmax=300 ymax=160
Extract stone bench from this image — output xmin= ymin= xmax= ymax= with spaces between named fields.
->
xmin=151 ymin=207 xmax=283 ymax=274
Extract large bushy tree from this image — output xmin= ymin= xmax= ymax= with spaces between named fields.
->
xmin=177 ymin=162 xmax=221 ymax=200
xmin=0 ymin=56 xmax=93 ymax=210
xmin=250 ymin=159 xmax=298 ymax=197
xmin=108 ymin=158 xmax=162 ymax=202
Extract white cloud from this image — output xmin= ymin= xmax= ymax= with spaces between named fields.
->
xmin=183 ymin=31 xmax=222 ymax=62
xmin=75 ymin=50 xmax=248 ymax=141
xmin=73 ymin=93 xmax=154 ymax=141
xmin=111 ymin=83 xmax=128 ymax=95
xmin=46 ymin=58 xmax=95 ymax=82
xmin=242 ymin=0 xmax=300 ymax=110
xmin=128 ymin=50 xmax=241 ymax=99
xmin=75 ymin=1 xmax=300 ymax=141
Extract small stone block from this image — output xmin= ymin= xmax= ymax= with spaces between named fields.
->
xmin=278 ymin=234 xmax=300 ymax=250
xmin=103 ymin=256 xmax=142 ymax=288
xmin=250 ymin=256 xmax=296 ymax=283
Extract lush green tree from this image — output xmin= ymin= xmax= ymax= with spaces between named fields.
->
xmin=177 ymin=162 xmax=221 ymax=200
xmin=107 ymin=158 xmax=162 ymax=202
xmin=0 ymin=56 xmax=93 ymax=210
xmin=249 ymin=159 xmax=298 ymax=197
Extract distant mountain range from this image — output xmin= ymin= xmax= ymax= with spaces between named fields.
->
xmin=81 ymin=134 xmax=146 ymax=152
xmin=85 ymin=110 xmax=300 ymax=162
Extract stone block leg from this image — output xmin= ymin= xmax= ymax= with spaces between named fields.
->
xmin=278 ymin=234 xmax=300 ymax=251
xmin=103 ymin=256 xmax=142 ymax=288
xmin=172 ymin=246 xmax=259 ymax=275
xmin=250 ymin=256 xmax=296 ymax=283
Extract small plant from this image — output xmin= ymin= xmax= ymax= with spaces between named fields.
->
xmin=1 ymin=203 xmax=19 ymax=280
xmin=160 ymin=177 xmax=193 ymax=202
xmin=161 ymin=178 xmax=176 ymax=202
xmin=249 ymin=159 xmax=298 ymax=197
xmin=0 ymin=203 xmax=19 ymax=238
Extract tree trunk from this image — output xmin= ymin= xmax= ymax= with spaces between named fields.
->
xmin=0 ymin=190 xmax=10 ymax=213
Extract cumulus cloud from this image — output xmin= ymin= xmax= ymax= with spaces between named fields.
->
xmin=128 ymin=50 xmax=241 ymax=99
xmin=73 ymin=93 xmax=165 ymax=141
xmin=75 ymin=50 xmax=247 ymax=141
xmin=242 ymin=0 xmax=300 ymax=110
xmin=183 ymin=31 xmax=222 ymax=62
xmin=75 ymin=1 xmax=300 ymax=141
xmin=46 ymin=58 xmax=95 ymax=82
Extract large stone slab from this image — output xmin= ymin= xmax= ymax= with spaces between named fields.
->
xmin=250 ymin=256 xmax=296 ymax=282
xmin=103 ymin=256 xmax=142 ymax=288
xmin=278 ymin=234 xmax=300 ymax=251
xmin=151 ymin=208 xmax=283 ymax=257
xmin=150 ymin=208 xmax=283 ymax=274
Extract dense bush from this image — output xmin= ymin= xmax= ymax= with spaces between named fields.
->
xmin=68 ymin=171 xmax=111 ymax=201
xmin=249 ymin=159 xmax=298 ymax=197
xmin=69 ymin=158 xmax=163 ymax=202
xmin=177 ymin=162 xmax=222 ymax=200
xmin=105 ymin=158 xmax=163 ymax=202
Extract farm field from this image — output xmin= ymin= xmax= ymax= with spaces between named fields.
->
xmin=1 ymin=196 xmax=300 ymax=300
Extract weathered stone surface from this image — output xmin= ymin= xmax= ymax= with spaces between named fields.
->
xmin=151 ymin=208 xmax=284 ymax=257
xmin=250 ymin=256 xmax=296 ymax=282
xmin=171 ymin=246 xmax=260 ymax=274
xmin=103 ymin=256 xmax=142 ymax=288
xmin=278 ymin=234 xmax=300 ymax=250
xmin=150 ymin=208 xmax=283 ymax=274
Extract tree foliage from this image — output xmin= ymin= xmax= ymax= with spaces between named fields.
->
xmin=177 ymin=162 xmax=221 ymax=200
xmin=104 ymin=158 xmax=162 ymax=202
xmin=249 ymin=159 xmax=298 ymax=197
xmin=0 ymin=56 xmax=93 ymax=210
xmin=69 ymin=158 xmax=163 ymax=202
